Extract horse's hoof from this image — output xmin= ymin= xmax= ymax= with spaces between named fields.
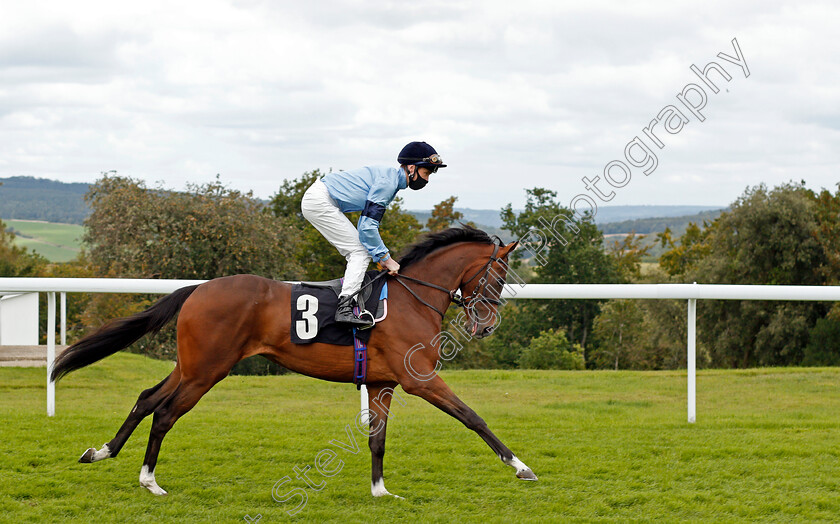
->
xmin=79 ymin=444 xmax=110 ymax=463
xmin=373 ymin=491 xmax=403 ymax=500
xmin=516 ymin=469 xmax=538 ymax=481
xmin=78 ymin=448 xmax=96 ymax=463
xmin=371 ymin=479 xmax=403 ymax=499
xmin=143 ymin=484 xmax=168 ymax=496
xmin=140 ymin=465 xmax=168 ymax=495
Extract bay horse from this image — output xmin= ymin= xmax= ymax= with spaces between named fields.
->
xmin=51 ymin=226 xmax=537 ymax=497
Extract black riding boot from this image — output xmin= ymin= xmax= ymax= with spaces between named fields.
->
xmin=335 ymin=295 xmax=373 ymax=327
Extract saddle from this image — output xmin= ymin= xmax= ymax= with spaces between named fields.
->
xmin=290 ymin=271 xmax=388 ymax=346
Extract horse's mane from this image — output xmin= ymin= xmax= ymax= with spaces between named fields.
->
xmin=397 ymin=225 xmax=495 ymax=269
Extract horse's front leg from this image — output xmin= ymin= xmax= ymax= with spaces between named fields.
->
xmin=364 ymin=382 xmax=403 ymax=498
xmin=401 ymin=376 xmax=537 ymax=481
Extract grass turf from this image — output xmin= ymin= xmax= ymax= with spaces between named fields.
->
xmin=3 ymin=219 xmax=83 ymax=262
xmin=1 ymin=353 xmax=839 ymax=522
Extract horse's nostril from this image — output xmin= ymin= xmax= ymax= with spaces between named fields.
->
xmin=483 ymin=326 xmax=495 ymax=336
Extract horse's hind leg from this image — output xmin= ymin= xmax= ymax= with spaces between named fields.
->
xmin=79 ymin=368 xmax=181 ymax=464
xmin=138 ymin=374 xmax=226 ymax=495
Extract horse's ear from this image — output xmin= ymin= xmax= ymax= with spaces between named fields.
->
xmin=500 ymin=241 xmax=518 ymax=257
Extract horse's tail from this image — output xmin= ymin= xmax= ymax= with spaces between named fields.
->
xmin=50 ymin=285 xmax=201 ymax=382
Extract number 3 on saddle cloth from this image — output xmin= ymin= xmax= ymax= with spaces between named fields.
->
xmin=290 ymin=270 xmax=388 ymax=387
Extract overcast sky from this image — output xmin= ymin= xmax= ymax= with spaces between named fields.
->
xmin=1 ymin=1 xmax=838 ymax=211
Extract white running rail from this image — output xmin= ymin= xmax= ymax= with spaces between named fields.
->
xmin=2 ymin=278 xmax=839 ymax=422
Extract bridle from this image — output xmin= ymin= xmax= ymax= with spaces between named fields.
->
xmin=391 ymin=242 xmax=505 ymax=318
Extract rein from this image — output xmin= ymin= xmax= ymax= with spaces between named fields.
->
xmin=391 ymin=242 xmax=503 ymax=318
xmin=348 ymin=270 xmax=389 ymax=302
xmin=340 ymin=241 xmax=504 ymax=387
xmin=391 ymin=275 xmax=456 ymax=317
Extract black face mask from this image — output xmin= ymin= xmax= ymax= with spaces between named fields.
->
xmin=408 ymin=171 xmax=428 ymax=190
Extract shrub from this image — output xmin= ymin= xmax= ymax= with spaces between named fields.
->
xmin=802 ymin=317 xmax=840 ymax=366
xmin=518 ymin=328 xmax=585 ymax=370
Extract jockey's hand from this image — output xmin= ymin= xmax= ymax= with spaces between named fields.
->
xmin=381 ymin=257 xmax=400 ymax=275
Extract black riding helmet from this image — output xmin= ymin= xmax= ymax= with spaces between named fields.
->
xmin=397 ymin=141 xmax=447 ymax=173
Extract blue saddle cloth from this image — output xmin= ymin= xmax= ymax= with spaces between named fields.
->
xmin=290 ymin=270 xmax=388 ymax=346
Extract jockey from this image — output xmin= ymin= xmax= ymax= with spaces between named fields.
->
xmin=301 ymin=141 xmax=446 ymax=326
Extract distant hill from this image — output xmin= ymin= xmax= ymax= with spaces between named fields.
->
xmin=599 ymin=209 xmax=726 ymax=235
xmin=409 ymin=208 xmax=505 ymax=229
xmin=598 ymin=209 xmax=727 ymax=263
xmin=0 ymin=176 xmax=725 ymax=238
xmin=408 ymin=205 xmax=724 ymax=229
xmin=0 ymin=176 xmax=90 ymax=224
xmin=590 ymin=205 xmax=724 ymax=224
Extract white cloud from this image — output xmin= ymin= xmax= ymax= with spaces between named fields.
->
xmin=0 ymin=0 xmax=838 ymax=212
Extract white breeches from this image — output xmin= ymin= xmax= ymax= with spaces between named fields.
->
xmin=301 ymin=180 xmax=371 ymax=297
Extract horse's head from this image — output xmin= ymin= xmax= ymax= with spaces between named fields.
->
xmin=396 ymin=226 xmax=521 ymax=338
xmin=457 ymin=239 xmax=518 ymax=339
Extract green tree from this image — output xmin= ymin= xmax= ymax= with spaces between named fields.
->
xmin=813 ymin=184 xmax=840 ymax=321
xmin=591 ymin=299 xmax=646 ymax=370
xmin=657 ymin=222 xmax=712 ymax=277
xmin=81 ymin=174 xmax=303 ymax=364
xmin=84 ymin=174 xmax=301 ymax=280
xmin=813 ymin=184 xmax=840 ymax=285
xmin=607 ymin=232 xmax=651 ymax=282
xmin=685 ymin=182 xmax=831 ymax=367
xmin=498 ymin=188 xmax=619 ymax=353
xmin=0 ymin=218 xmax=46 ymax=276
xmin=517 ymin=328 xmax=585 ymax=370
xmin=426 ymin=196 xmax=464 ymax=231
xmin=480 ymin=302 xmax=546 ymax=368
xmin=802 ymin=317 xmax=840 ymax=366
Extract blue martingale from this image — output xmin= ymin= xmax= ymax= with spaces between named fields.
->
xmin=352 ymin=329 xmax=367 ymax=387
xmin=351 ymin=282 xmax=388 ymax=388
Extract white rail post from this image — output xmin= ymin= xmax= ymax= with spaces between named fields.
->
xmin=687 ymin=297 xmax=697 ymax=423
xmin=360 ymin=384 xmax=369 ymax=425
xmin=47 ymin=292 xmax=56 ymax=417
xmin=60 ymin=292 xmax=66 ymax=345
